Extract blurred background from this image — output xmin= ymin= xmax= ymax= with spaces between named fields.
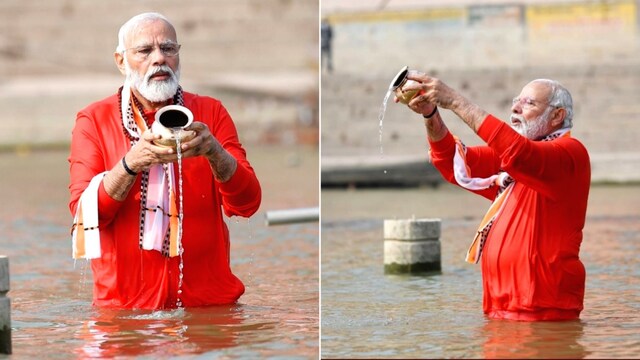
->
xmin=321 ymin=1 xmax=640 ymax=358
xmin=0 ymin=1 xmax=319 ymax=358
xmin=321 ymin=0 xmax=640 ymax=184
xmin=0 ymin=0 xmax=318 ymax=148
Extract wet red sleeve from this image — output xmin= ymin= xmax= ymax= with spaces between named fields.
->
xmin=69 ymin=108 xmax=126 ymax=224
xmin=69 ymin=112 xmax=100 ymax=216
xmin=208 ymin=102 xmax=262 ymax=218
xmin=428 ymin=129 xmax=500 ymax=201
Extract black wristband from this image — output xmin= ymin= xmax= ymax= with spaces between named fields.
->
xmin=122 ymin=157 xmax=137 ymax=176
xmin=422 ymin=107 xmax=438 ymax=119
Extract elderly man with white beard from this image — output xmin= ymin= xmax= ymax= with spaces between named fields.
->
xmin=68 ymin=12 xmax=261 ymax=309
xmin=396 ymin=72 xmax=590 ymax=321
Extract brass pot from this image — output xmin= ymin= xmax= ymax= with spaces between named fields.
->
xmin=390 ymin=66 xmax=421 ymax=105
xmin=152 ymin=105 xmax=196 ymax=148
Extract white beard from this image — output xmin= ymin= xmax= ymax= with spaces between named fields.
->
xmin=510 ymin=108 xmax=552 ymax=140
xmin=125 ymin=60 xmax=180 ymax=103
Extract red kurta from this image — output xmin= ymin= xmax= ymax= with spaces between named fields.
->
xmin=429 ymin=115 xmax=590 ymax=321
xmin=68 ymin=91 xmax=261 ymax=309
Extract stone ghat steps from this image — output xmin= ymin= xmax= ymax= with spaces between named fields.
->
xmin=0 ymin=0 xmax=318 ymax=76
xmin=321 ymin=64 xmax=640 ymax=155
xmin=0 ymin=73 xmax=318 ymax=148
xmin=0 ymin=0 xmax=319 ymax=147
xmin=321 ymin=62 xmax=640 ymax=184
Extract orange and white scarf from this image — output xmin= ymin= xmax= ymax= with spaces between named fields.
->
xmin=71 ymin=172 xmax=107 ymax=259
xmin=71 ymin=81 xmax=182 ymax=259
xmin=454 ymin=128 xmax=570 ymax=264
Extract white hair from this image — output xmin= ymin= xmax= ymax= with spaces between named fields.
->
xmin=531 ymin=79 xmax=574 ymax=129
xmin=116 ymin=12 xmax=174 ymax=53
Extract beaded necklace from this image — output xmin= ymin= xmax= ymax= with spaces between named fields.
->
xmin=117 ymin=86 xmax=184 ymax=257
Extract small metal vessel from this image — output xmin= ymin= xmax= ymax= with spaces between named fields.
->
xmin=390 ymin=66 xmax=422 ymax=105
xmin=152 ymin=105 xmax=196 ymax=148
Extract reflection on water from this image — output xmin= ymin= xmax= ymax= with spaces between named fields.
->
xmin=321 ymin=185 xmax=640 ymax=359
xmin=481 ymin=319 xmax=588 ymax=359
xmin=5 ymin=217 xmax=318 ymax=359
xmin=74 ymin=306 xmax=277 ymax=358
xmin=0 ymin=150 xmax=318 ymax=359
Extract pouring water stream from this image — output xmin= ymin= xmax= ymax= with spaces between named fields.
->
xmin=379 ymin=66 xmax=412 ymax=175
xmin=378 ymin=89 xmax=393 ymax=175
xmin=175 ymin=130 xmax=185 ymax=308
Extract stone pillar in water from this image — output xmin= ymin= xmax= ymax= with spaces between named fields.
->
xmin=384 ymin=218 xmax=441 ymax=274
xmin=0 ymin=256 xmax=10 ymax=354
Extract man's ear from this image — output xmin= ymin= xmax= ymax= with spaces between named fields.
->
xmin=114 ymin=52 xmax=126 ymax=76
xmin=550 ymin=108 xmax=566 ymax=128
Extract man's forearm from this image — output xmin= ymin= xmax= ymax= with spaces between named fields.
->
xmin=103 ymin=158 xmax=138 ymax=201
xmin=423 ymin=110 xmax=449 ymax=142
xmin=450 ymin=94 xmax=488 ymax=133
xmin=207 ymin=148 xmax=237 ymax=183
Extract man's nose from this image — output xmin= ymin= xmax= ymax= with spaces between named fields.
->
xmin=511 ymin=102 xmax=523 ymax=114
xmin=149 ymin=47 xmax=167 ymax=65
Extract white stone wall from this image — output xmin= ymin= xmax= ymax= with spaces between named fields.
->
xmin=326 ymin=1 xmax=639 ymax=76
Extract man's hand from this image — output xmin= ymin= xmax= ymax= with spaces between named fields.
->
xmin=123 ymin=122 xmax=237 ymax=182
xmin=402 ymin=70 xmax=459 ymax=111
xmin=175 ymin=122 xmax=216 ymax=158
xmin=124 ymin=130 xmax=177 ymax=173
xmin=179 ymin=122 xmax=237 ymax=182
xmin=401 ymin=70 xmax=488 ymax=133
xmin=392 ymin=70 xmax=453 ymax=117
xmin=104 ymin=130 xmax=176 ymax=201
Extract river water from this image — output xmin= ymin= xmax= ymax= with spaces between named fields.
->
xmin=0 ymin=146 xmax=319 ymax=359
xmin=321 ymin=184 xmax=640 ymax=359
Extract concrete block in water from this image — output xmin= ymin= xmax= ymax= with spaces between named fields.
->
xmin=0 ymin=256 xmax=10 ymax=355
xmin=384 ymin=218 xmax=441 ymax=240
xmin=384 ymin=218 xmax=441 ymax=274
